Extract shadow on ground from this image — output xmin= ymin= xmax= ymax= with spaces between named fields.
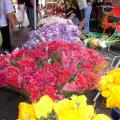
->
xmin=0 ymin=89 xmax=28 ymax=120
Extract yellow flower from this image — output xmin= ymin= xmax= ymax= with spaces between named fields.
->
xmin=93 ymin=114 xmax=111 ymax=120
xmin=53 ymin=99 xmax=73 ymax=114
xmin=98 ymin=68 xmax=120 ymax=108
xmin=78 ymin=105 xmax=94 ymax=119
xmin=106 ymin=86 xmax=120 ymax=109
xmin=108 ymin=68 xmax=120 ymax=75
xmin=86 ymin=105 xmax=94 ymax=118
xmin=32 ymin=95 xmax=53 ymax=119
xmin=57 ymin=110 xmax=80 ymax=120
xmin=18 ymin=95 xmax=111 ymax=120
xmin=57 ymin=105 xmax=94 ymax=120
xmin=54 ymin=95 xmax=95 ymax=120
xmin=101 ymin=91 xmax=110 ymax=97
xmin=18 ymin=102 xmax=36 ymax=120
xmin=107 ymin=76 xmax=114 ymax=84
xmin=71 ymin=95 xmax=87 ymax=109
xmin=57 ymin=109 xmax=93 ymax=120
xmin=99 ymin=77 xmax=108 ymax=91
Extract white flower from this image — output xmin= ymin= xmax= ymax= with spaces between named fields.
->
xmin=99 ymin=41 xmax=107 ymax=48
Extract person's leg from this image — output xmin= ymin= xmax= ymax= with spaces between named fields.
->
xmin=0 ymin=26 xmax=11 ymax=52
xmin=78 ymin=9 xmax=86 ymax=30
xmin=26 ymin=7 xmax=32 ymax=27
xmin=29 ymin=7 xmax=35 ymax=29
xmin=80 ymin=9 xmax=85 ymax=20
xmin=83 ymin=6 xmax=92 ymax=34
xmin=19 ymin=4 xmax=25 ymax=27
xmin=26 ymin=7 xmax=38 ymax=29
xmin=72 ymin=17 xmax=79 ymax=26
xmin=26 ymin=7 xmax=34 ymax=29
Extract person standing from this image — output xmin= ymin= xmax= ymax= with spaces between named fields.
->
xmin=77 ymin=0 xmax=93 ymax=34
xmin=65 ymin=0 xmax=81 ymax=26
xmin=83 ymin=0 xmax=93 ymax=34
xmin=24 ymin=0 xmax=39 ymax=29
xmin=77 ymin=0 xmax=87 ymax=30
xmin=0 ymin=0 xmax=18 ymax=52
xmin=77 ymin=0 xmax=87 ymax=20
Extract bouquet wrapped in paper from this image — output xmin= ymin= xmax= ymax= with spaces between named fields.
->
xmin=38 ymin=16 xmax=73 ymax=26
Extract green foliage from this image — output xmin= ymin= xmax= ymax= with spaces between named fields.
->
xmin=51 ymin=52 xmax=58 ymax=63
xmin=85 ymin=32 xmax=120 ymax=50
xmin=37 ymin=60 xmax=44 ymax=68
xmin=63 ymin=91 xmax=81 ymax=99
xmin=40 ymin=111 xmax=56 ymax=120
xmin=50 ymin=51 xmax=62 ymax=64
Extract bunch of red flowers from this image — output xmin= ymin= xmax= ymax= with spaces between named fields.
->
xmin=0 ymin=41 xmax=108 ymax=102
xmin=46 ymin=4 xmax=65 ymax=17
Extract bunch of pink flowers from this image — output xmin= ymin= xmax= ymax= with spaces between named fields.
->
xmin=0 ymin=41 xmax=108 ymax=102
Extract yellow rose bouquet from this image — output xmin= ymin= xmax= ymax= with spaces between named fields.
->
xmin=18 ymin=95 xmax=111 ymax=120
xmin=99 ymin=68 xmax=120 ymax=109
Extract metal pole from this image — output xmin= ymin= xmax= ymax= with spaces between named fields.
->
xmin=34 ymin=0 xmax=37 ymax=29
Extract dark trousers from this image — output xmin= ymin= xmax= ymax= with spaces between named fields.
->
xmin=0 ymin=26 xmax=11 ymax=52
xmin=26 ymin=7 xmax=38 ymax=29
xmin=80 ymin=9 xmax=85 ymax=21
xmin=26 ymin=7 xmax=34 ymax=29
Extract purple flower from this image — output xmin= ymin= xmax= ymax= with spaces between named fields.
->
xmin=23 ymin=22 xmax=81 ymax=49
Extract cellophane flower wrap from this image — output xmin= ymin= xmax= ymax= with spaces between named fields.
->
xmin=0 ymin=41 xmax=108 ymax=102
xmin=99 ymin=68 xmax=120 ymax=109
xmin=17 ymin=95 xmax=111 ymax=120
xmin=38 ymin=16 xmax=72 ymax=26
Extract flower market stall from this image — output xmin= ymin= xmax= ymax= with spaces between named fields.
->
xmin=1 ymin=14 xmax=119 ymax=119
xmin=0 ymin=31 xmax=113 ymax=119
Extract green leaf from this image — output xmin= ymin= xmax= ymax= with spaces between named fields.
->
xmin=37 ymin=60 xmax=44 ymax=68
xmin=40 ymin=111 xmax=56 ymax=120
xmin=68 ymin=76 xmax=75 ymax=83
xmin=63 ymin=91 xmax=80 ymax=98
xmin=51 ymin=52 xmax=57 ymax=64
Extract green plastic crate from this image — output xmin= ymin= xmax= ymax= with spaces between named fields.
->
xmin=86 ymin=32 xmax=103 ymax=38
xmin=114 ymin=33 xmax=120 ymax=37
